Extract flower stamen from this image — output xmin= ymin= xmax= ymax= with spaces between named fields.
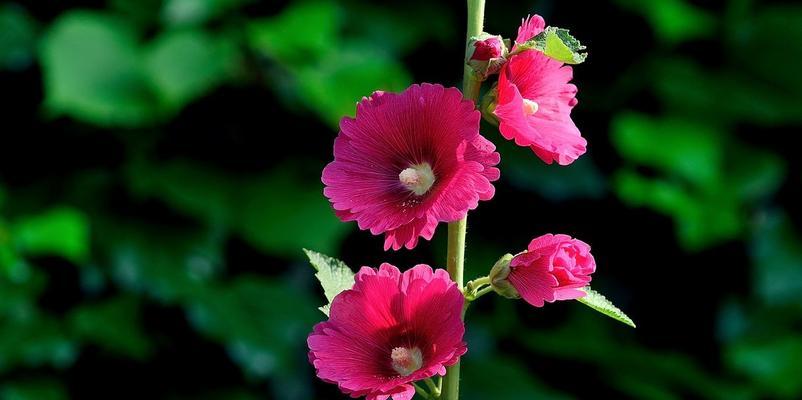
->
xmin=522 ymin=98 xmax=539 ymax=115
xmin=399 ymin=163 xmax=435 ymax=196
xmin=391 ymin=346 xmax=423 ymax=376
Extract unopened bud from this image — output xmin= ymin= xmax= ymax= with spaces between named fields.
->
xmin=489 ymin=253 xmax=519 ymax=299
xmin=466 ymin=33 xmax=508 ymax=80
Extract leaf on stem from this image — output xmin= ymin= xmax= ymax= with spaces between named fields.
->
xmin=515 ymin=26 xmax=587 ymax=64
xmin=304 ymin=249 xmax=355 ymax=316
xmin=577 ymin=287 xmax=636 ymax=328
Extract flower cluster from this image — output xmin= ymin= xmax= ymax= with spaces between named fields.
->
xmin=307 ymin=11 xmax=628 ymax=400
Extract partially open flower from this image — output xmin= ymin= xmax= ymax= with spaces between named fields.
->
xmin=308 ymin=264 xmax=467 ymax=400
xmin=322 ymin=83 xmax=500 ymax=250
xmin=493 ymin=234 xmax=595 ymax=307
xmin=492 ymin=14 xmax=586 ymax=165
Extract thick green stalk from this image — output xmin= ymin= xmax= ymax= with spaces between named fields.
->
xmin=442 ymin=1 xmax=485 ymax=399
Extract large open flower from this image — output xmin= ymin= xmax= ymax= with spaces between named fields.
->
xmin=308 ymin=264 xmax=467 ymax=400
xmin=493 ymin=15 xmax=586 ymax=165
xmin=322 ymin=83 xmax=500 ymax=250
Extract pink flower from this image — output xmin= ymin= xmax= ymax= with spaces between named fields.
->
xmin=470 ymin=36 xmax=504 ymax=61
xmin=308 ymin=264 xmax=467 ymax=400
xmin=494 ymin=234 xmax=595 ymax=307
xmin=493 ymin=15 xmax=586 ymax=165
xmin=322 ymin=83 xmax=500 ymax=251
xmin=515 ymin=14 xmax=546 ymax=46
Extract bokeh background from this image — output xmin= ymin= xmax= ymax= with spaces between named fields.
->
xmin=1 ymin=0 xmax=801 ymax=398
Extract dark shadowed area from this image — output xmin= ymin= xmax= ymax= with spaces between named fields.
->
xmin=1 ymin=0 xmax=801 ymax=398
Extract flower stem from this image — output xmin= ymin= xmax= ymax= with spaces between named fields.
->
xmin=443 ymin=1 xmax=486 ymax=399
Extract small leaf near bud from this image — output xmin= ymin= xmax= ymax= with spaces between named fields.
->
xmin=513 ymin=26 xmax=587 ymax=64
xmin=489 ymin=253 xmax=519 ymax=299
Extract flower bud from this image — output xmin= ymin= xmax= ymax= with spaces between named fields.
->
xmin=506 ymin=234 xmax=596 ymax=308
xmin=489 ymin=253 xmax=519 ymax=299
xmin=466 ymin=33 xmax=508 ymax=80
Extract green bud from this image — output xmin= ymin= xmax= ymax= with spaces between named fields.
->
xmin=489 ymin=253 xmax=519 ymax=299
xmin=479 ymin=85 xmax=499 ymax=126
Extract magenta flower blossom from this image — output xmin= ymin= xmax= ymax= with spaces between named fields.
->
xmin=308 ymin=263 xmax=467 ymax=400
xmin=322 ymin=83 xmax=500 ymax=251
xmin=493 ymin=15 xmax=586 ymax=165
xmin=498 ymin=234 xmax=595 ymax=307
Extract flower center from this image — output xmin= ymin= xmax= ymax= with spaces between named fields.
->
xmin=522 ymin=98 xmax=539 ymax=116
xmin=391 ymin=346 xmax=423 ymax=376
xmin=399 ymin=163 xmax=435 ymax=196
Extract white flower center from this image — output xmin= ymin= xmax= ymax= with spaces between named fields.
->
xmin=399 ymin=163 xmax=435 ymax=196
xmin=522 ymin=98 xmax=539 ymax=116
xmin=391 ymin=346 xmax=423 ymax=376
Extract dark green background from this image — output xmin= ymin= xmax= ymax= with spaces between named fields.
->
xmin=1 ymin=0 xmax=801 ymax=398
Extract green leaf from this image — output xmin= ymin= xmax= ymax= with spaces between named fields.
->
xmin=611 ymin=112 xmax=722 ymax=187
xmin=39 ymin=11 xmax=160 ymax=127
xmin=295 ymin=48 xmax=411 ymax=126
xmin=161 ymin=0 xmax=252 ymax=27
xmin=247 ymin=1 xmax=341 ymax=66
xmin=612 ymin=0 xmax=715 ymax=44
xmin=127 ymin=160 xmax=350 ymax=257
xmin=727 ymin=336 xmax=802 ymax=398
xmin=577 ymin=287 xmax=636 ymax=328
xmin=303 ymin=249 xmax=355 ymax=315
xmin=187 ymin=277 xmax=318 ymax=378
xmin=0 ymin=379 xmax=69 ymax=400
xmin=517 ymin=26 xmax=587 ymax=64
xmin=68 ymin=296 xmax=152 ymax=359
xmin=11 ymin=207 xmax=90 ymax=263
xmin=144 ymin=29 xmax=239 ymax=110
xmin=0 ymin=4 xmax=38 ymax=70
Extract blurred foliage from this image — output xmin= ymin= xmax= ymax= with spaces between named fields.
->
xmin=1 ymin=0 xmax=801 ymax=399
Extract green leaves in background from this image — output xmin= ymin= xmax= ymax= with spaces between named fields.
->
xmin=750 ymin=213 xmax=802 ymax=308
xmin=247 ymin=1 xmax=417 ymax=126
xmin=0 ymin=379 xmax=68 ymax=400
xmin=304 ymin=249 xmax=355 ymax=316
xmin=1 ymin=206 xmax=89 ymax=281
xmin=11 ymin=207 xmax=89 ymax=264
xmin=613 ymin=0 xmax=714 ymax=44
xmin=68 ymin=296 xmax=151 ymax=360
xmin=611 ymin=113 xmax=784 ymax=250
xmin=145 ymin=29 xmax=239 ymax=111
xmin=39 ymin=11 xmax=158 ymax=127
xmin=0 ymin=4 xmax=37 ymax=70
xmin=653 ymin=60 xmax=802 ymax=126
xmin=727 ymin=336 xmax=802 ymax=399
xmin=127 ymin=160 xmax=350 ymax=257
xmin=577 ymin=287 xmax=636 ymax=328
xmin=161 ymin=0 xmax=252 ymax=27
xmin=189 ymin=277 xmax=318 ymax=380
xmin=39 ymin=10 xmax=239 ymax=127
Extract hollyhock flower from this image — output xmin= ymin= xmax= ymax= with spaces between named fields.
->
xmin=322 ymin=83 xmax=500 ymax=251
xmin=492 ymin=15 xmax=586 ymax=165
xmin=308 ymin=263 xmax=467 ymax=400
xmin=491 ymin=234 xmax=595 ymax=307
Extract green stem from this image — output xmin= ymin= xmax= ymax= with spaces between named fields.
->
xmin=442 ymin=1 xmax=486 ymax=399
xmin=413 ymin=382 xmax=432 ymax=399
xmin=472 ymin=285 xmax=494 ymax=300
